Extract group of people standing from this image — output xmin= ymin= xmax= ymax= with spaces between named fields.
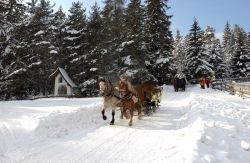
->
xmin=199 ymin=76 xmax=210 ymax=89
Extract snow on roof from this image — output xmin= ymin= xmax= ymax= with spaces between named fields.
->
xmin=50 ymin=67 xmax=77 ymax=87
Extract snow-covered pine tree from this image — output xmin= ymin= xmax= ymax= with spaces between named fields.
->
xmin=247 ymin=32 xmax=250 ymax=75
xmin=51 ymin=6 xmax=66 ymax=67
xmin=110 ymin=0 xmax=126 ymax=80
xmin=99 ymin=0 xmax=126 ymax=83
xmin=203 ymin=26 xmax=229 ymax=78
xmin=63 ymin=1 xmax=87 ymax=90
xmin=81 ymin=2 xmax=104 ymax=96
xmin=173 ymin=29 xmax=186 ymax=75
xmin=99 ymin=0 xmax=113 ymax=77
xmin=101 ymin=0 xmax=113 ymax=42
xmin=26 ymin=0 xmax=38 ymax=14
xmin=27 ymin=0 xmax=56 ymax=96
xmin=247 ymin=32 xmax=250 ymax=53
xmin=144 ymin=0 xmax=174 ymax=85
xmin=186 ymin=18 xmax=212 ymax=80
xmin=231 ymin=25 xmax=250 ymax=77
xmin=0 ymin=0 xmax=25 ymax=24
xmin=117 ymin=0 xmax=154 ymax=84
xmin=214 ymin=39 xmax=230 ymax=78
xmin=87 ymin=3 xmax=104 ymax=51
xmin=0 ymin=0 xmax=26 ymax=100
xmin=222 ymin=21 xmax=234 ymax=65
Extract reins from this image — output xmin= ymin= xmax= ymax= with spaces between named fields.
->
xmin=121 ymin=92 xmax=133 ymax=100
xmin=103 ymin=81 xmax=120 ymax=100
xmin=119 ymin=82 xmax=133 ymax=101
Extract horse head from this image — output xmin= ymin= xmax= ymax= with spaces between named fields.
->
xmin=99 ymin=80 xmax=107 ymax=96
xmin=118 ymin=79 xmax=129 ymax=97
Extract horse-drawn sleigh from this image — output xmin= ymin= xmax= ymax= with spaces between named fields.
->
xmin=99 ymin=77 xmax=162 ymax=126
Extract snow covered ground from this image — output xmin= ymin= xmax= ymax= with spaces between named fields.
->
xmin=0 ymin=85 xmax=250 ymax=163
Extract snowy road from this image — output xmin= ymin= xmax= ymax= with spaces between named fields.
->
xmin=1 ymin=85 xmax=250 ymax=163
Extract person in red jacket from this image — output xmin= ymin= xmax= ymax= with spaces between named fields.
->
xmin=199 ymin=77 xmax=205 ymax=89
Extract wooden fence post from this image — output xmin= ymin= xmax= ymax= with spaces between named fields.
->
xmin=229 ymin=81 xmax=235 ymax=95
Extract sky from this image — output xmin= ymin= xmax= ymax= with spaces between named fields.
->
xmin=23 ymin=0 xmax=250 ymax=37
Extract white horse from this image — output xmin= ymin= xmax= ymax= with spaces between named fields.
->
xmin=99 ymin=78 xmax=143 ymax=126
xmin=99 ymin=79 xmax=121 ymax=125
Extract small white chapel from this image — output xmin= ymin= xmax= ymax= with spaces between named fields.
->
xmin=50 ymin=67 xmax=77 ymax=96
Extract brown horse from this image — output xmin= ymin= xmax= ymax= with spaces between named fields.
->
xmin=133 ymin=83 xmax=156 ymax=102
xmin=118 ymin=79 xmax=142 ymax=126
xmin=119 ymin=78 xmax=162 ymax=115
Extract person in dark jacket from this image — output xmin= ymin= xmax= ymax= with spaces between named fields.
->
xmin=205 ymin=77 xmax=210 ymax=88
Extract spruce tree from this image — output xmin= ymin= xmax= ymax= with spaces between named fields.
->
xmin=100 ymin=0 xmax=126 ymax=82
xmin=145 ymin=0 xmax=174 ymax=85
xmin=203 ymin=27 xmax=218 ymax=72
xmin=82 ymin=2 xmax=104 ymax=96
xmin=173 ymin=29 xmax=186 ymax=75
xmin=117 ymin=0 xmax=154 ymax=84
xmin=247 ymin=32 xmax=250 ymax=54
xmin=63 ymin=1 xmax=87 ymax=88
xmin=231 ymin=25 xmax=250 ymax=77
xmin=28 ymin=0 xmax=56 ymax=95
xmin=222 ymin=21 xmax=234 ymax=64
xmin=0 ymin=0 xmax=25 ymax=24
xmin=26 ymin=0 xmax=38 ymax=14
xmin=185 ymin=19 xmax=212 ymax=80
xmin=203 ymin=26 xmax=229 ymax=78
xmin=51 ymin=6 xmax=66 ymax=67
xmin=214 ymin=40 xmax=230 ymax=78
xmin=0 ymin=0 xmax=26 ymax=99
xmin=99 ymin=0 xmax=114 ymax=77
xmin=247 ymin=32 xmax=250 ymax=75
xmin=111 ymin=0 xmax=126 ymax=80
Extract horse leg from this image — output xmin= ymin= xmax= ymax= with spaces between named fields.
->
xmin=120 ymin=107 xmax=123 ymax=119
xmin=137 ymin=105 xmax=142 ymax=120
xmin=129 ymin=108 xmax=134 ymax=126
xmin=101 ymin=108 xmax=107 ymax=120
xmin=149 ymin=102 xmax=153 ymax=114
xmin=110 ymin=110 xmax=115 ymax=125
xmin=152 ymin=102 xmax=155 ymax=112
xmin=145 ymin=103 xmax=150 ymax=116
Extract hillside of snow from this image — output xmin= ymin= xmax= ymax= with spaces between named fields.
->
xmin=0 ymin=85 xmax=250 ymax=163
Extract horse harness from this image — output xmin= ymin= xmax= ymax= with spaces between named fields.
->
xmin=120 ymin=90 xmax=133 ymax=101
xmin=103 ymin=81 xmax=120 ymax=99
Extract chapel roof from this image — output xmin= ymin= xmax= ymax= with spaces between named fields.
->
xmin=50 ymin=67 xmax=77 ymax=87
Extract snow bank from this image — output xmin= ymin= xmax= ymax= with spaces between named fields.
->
xmin=181 ymin=86 xmax=250 ymax=163
xmin=35 ymin=103 xmax=102 ymax=138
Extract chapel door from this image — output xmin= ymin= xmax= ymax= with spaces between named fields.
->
xmin=58 ymin=85 xmax=67 ymax=95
